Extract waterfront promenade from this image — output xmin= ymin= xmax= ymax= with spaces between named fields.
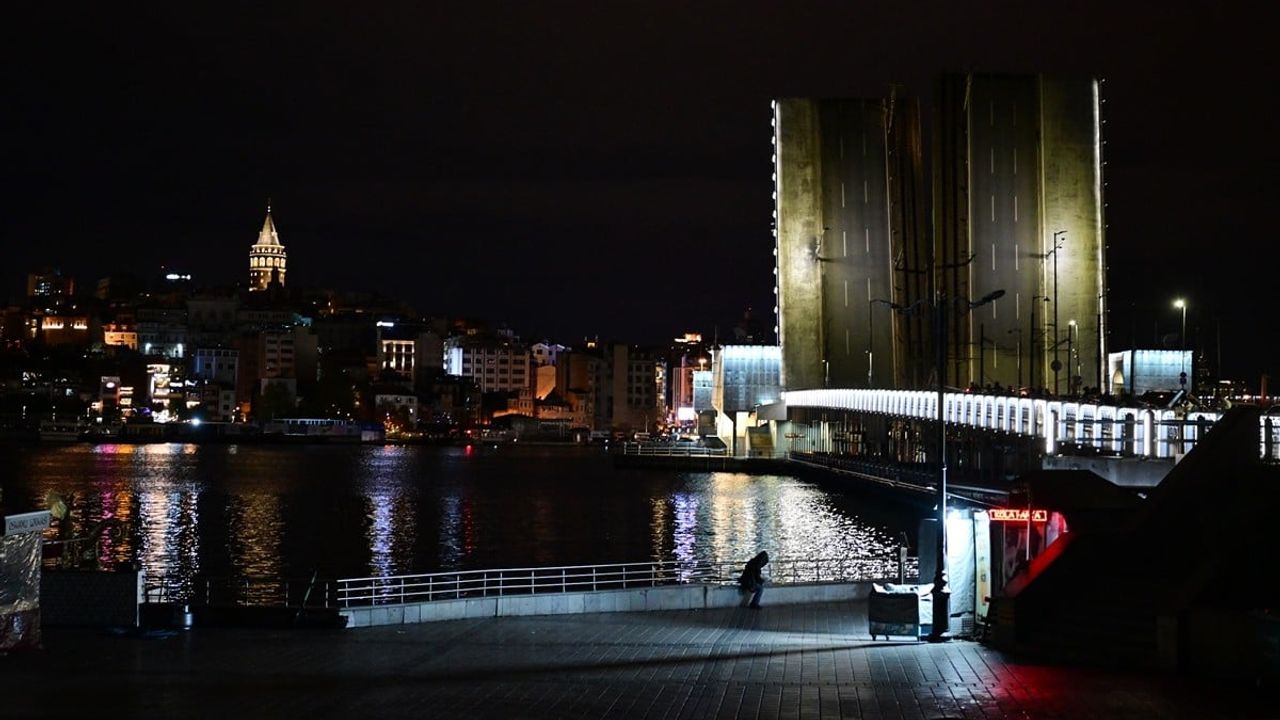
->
xmin=2 ymin=601 xmax=1268 ymax=719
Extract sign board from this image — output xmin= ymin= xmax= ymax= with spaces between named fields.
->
xmin=4 ymin=511 xmax=51 ymax=536
xmin=988 ymin=508 xmax=1048 ymax=523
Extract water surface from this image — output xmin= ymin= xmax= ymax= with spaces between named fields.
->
xmin=1 ymin=443 xmax=923 ymax=587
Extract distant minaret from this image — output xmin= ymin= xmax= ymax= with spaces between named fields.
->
xmin=248 ymin=200 xmax=287 ymax=291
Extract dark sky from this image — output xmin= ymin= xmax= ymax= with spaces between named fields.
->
xmin=3 ymin=2 xmax=1274 ymax=381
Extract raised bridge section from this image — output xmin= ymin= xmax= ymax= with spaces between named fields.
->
xmin=782 ymin=389 xmax=1280 ymax=462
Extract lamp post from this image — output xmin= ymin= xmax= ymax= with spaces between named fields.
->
xmin=1173 ymin=299 xmax=1187 ymax=386
xmin=1067 ymin=319 xmax=1077 ymax=396
xmin=1046 ymin=231 xmax=1066 ymax=395
xmin=868 ymin=298 xmax=895 ymax=388
xmin=1030 ymin=295 xmax=1049 ymax=392
xmin=931 ymin=288 xmax=1004 ymax=641
xmin=883 ymin=288 xmax=1004 ymax=642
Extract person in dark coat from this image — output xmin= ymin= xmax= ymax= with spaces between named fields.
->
xmin=738 ymin=551 xmax=769 ymax=608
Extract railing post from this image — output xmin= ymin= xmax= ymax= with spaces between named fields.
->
xmin=592 ymin=566 xmax=597 ymax=592
xmin=561 ymin=568 xmax=566 ymax=593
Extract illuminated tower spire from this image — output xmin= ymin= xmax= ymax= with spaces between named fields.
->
xmin=248 ymin=200 xmax=287 ymax=291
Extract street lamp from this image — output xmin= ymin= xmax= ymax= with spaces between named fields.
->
xmin=868 ymin=298 xmax=895 ymax=388
xmin=1066 ymin=320 xmax=1077 ymax=396
xmin=1029 ymin=295 xmax=1050 ymax=392
xmin=1173 ymin=298 xmax=1187 ymax=386
xmin=878 ymin=287 xmax=1004 ymax=641
xmin=1046 ymin=231 xmax=1066 ymax=395
xmin=931 ymin=288 xmax=1004 ymax=640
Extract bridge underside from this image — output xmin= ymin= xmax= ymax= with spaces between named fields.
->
xmin=778 ymin=407 xmax=1043 ymax=490
xmin=774 ymin=406 xmax=1175 ymax=492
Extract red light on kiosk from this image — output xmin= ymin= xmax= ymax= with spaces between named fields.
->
xmin=989 ymin=508 xmax=1048 ymax=522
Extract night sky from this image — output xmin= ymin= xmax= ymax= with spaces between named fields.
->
xmin=4 ymin=3 xmax=1274 ymax=381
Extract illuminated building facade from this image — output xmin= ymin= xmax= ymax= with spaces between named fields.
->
xmin=193 ymin=347 xmax=239 ymax=386
xmin=772 ymin=95 xmax=929 ymax=391
xmin=102 ymin=322 xmax=138 ymax=350
xmin=136 ymin=306 xmax=188 ymax=358
xmin=711 ymin=345 xmax=782 ymax=455
xmin=934 ymin=74 xmax=1106 ymax=393
xmin=37 ymin=315 xmax=93 ymax=346
xmin=445 ymin=335 xmax=531 ymax=393
xmin=377 ymin=322 xmax=444 ymax=388
xmin=248 ymin=203 xmax=287 ymax=291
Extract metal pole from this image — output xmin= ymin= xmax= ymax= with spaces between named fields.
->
xmin=1180 ymin=304 xmax=1187 ymax=385
xmin=1052 ymin=238 xmax=1061 ymax=395
xmin=1067 ymin=324 xmax=1074 ymax=396
xmin=929 ymin=295 xmax=950 ymax=642
xmin=1014 ymin=330 xmax=1022 ymax=389
xmin=868 ymin=300 xmax=874 ymax=388
xmin=1029 ymin=302 xmax=1035 ymax=391
xmin=979 ymin=323 xmax=985 ymax=387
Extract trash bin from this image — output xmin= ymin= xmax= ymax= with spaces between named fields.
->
xmin=869 ymin=583 xmax=933 ymax=641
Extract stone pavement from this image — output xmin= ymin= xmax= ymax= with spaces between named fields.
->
xmin=0 ymin=601 xmax=1272 ymax=719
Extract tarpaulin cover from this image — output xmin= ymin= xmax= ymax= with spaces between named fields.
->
xmin=869 ymin=583 xmax=933 ymax=639
xmin=0 ymin=531 xmax=42 ymax=650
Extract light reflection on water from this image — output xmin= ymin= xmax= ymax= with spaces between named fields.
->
xmin=2 ymin=444 xmax=922 ymax=587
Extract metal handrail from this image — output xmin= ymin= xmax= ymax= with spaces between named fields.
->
xmin=141 ymin=554 xmax=919 ymax=609
xmin=142 ymin=574 xmax=337 ymax=608
xmin=618 ymin=443 xmax=728 ymax=457
xmin=333 ymin=555 xmax=916 ymax=608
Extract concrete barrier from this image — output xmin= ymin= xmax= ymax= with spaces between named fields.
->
xmin=341 ymin=581 xmax=878 ymax=629
xmin=41 ymin=569 xmax=144 ymax=628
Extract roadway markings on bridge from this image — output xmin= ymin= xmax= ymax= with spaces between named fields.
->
xmin=1015 ymin=292 xmax=1020 ymax=320
xmin=992 ymin=244 xmax=997 ymax=271
xmin=991 ymin=195 xmax=996 ymax=222
xmin=1013 ymin=147 xmax=1018 ymax=175
xmin=842 ymin=230 xmax=847 ymax=257
xmin=845 ymin=329 xmax=850 ymax=355
xmin=1014 ymin=195 xmax=1019 ymax=223
xmin=840 ymin=182 xmax=845 ymax=208
xmin=1015 ymin=243 xmax=1020 ymax=271
xmin=844 ymin=280 xmax=848 ymax=308
xmin=863 ymin=180 xmax=869 ymax=204
xmin=864 ymin=227 xmax=870 ymax=254
xmin=866 ymin=278 xmax=872 ymax=302
xmin=990 ymin=147 xmax=995 ymax=174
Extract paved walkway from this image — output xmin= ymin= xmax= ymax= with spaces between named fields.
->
xmin=1 ymin=601 xmax=1271 ymax=718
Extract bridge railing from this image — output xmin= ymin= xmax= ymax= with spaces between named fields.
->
xmin=144 ymin=574 xmax=337 ymax=608
xmin=333 ymin=555 xmax=914 ymax=608
xmin=782 ymin=389 xmax=1280 ymax=462
xmin=618 ymin=442 xmax=728 ymax=457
